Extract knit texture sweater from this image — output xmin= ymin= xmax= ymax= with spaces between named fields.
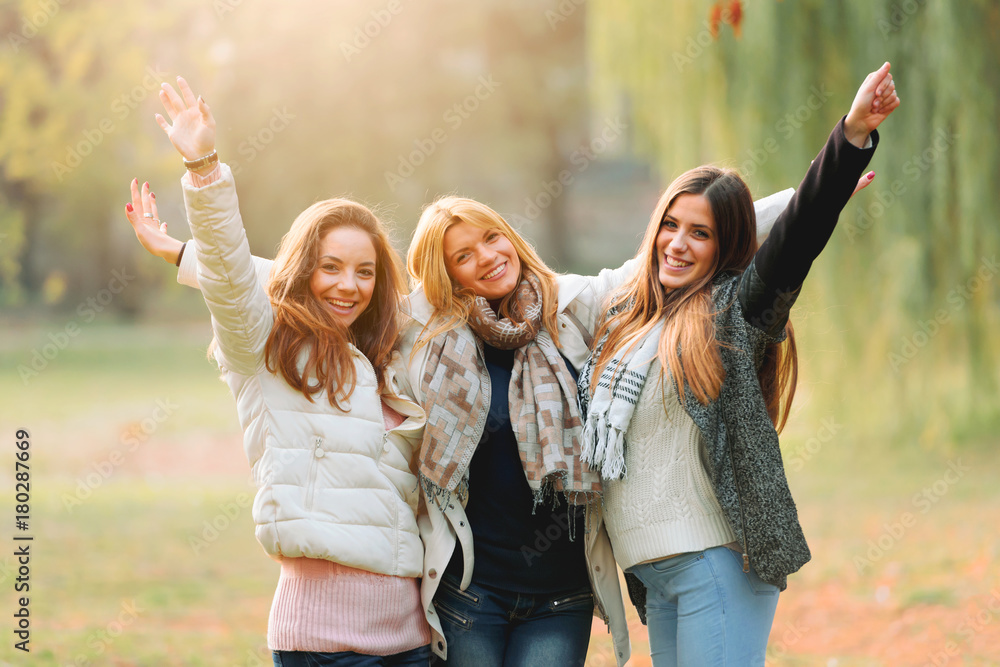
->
xmin=602 ymin=368 xmax=736 ymax=571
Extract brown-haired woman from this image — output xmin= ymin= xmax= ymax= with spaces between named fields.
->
xmin=577 ymin=63 xmax=900 ymax=665
xmin=125 ymin=77 xmax=432 ymax=667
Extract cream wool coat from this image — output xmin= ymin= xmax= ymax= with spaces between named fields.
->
xmin=179 ymin=164 xmax=426 ymax=579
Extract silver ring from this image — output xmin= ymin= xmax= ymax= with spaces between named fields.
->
xmin=143 ymin=213 xmax=154 ymax=218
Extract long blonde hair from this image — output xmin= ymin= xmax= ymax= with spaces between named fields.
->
xmin=592 ymin=166 xmax=798 ymax=432
xmin=264 ymin=199 xmax=406 ymax=409
xmin=407 ymin=196 xmax=561 ymax=351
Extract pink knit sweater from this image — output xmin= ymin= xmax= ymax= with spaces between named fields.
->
xmin=264 ymin=396 xmax=429 ymax=654
xmin=267 ymin=557 xmax=429 ymax=654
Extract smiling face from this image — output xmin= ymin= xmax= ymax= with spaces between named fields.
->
xmin=655 ymin=193 xmax=719 ymax=291
xmin=442 ymin=221 xmax=522 ymax=301
xmin=308 ymin=226 xmax=377 ymax=326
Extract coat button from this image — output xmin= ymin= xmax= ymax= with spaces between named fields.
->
xmin=428 ymin=569 xmax=437 ymax=578
xmin=314 ymin=447 xmax=325 ymax=458
xmin=594 ymin=565 xmax=601 ymax=572
xmin=437 ymin=641 xmax=444 ymax=650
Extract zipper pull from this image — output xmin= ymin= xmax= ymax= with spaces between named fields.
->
xmin=742 ymin=553 xmax=750 ymax=573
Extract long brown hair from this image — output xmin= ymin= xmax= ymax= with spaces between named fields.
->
xmin=407 ymin=196 xmax=561 ymax=352
xmin=592 ymin=166 xmax=798 ymax=432
xmin=263 ymin=199 xmax=406 ymax=409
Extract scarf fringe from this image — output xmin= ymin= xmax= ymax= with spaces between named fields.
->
xmin=529 ymin=474 xmax=601 ymax=543
xmin=580 ymin=413 xmax=628 ymax=481
xmin=420 ymin=473 xmax=468 ymax=512
xmin=601 ymin=427 xmax=627 ymax=480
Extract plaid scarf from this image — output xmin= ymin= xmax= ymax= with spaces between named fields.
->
xmin=418 ymin=272 xmax=602 ymax=515
xmin=577 ymin=318 xmax=665 ymax=480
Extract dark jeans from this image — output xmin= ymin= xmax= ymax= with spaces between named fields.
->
xmin=432 ymin=573 xmax=593 ymax=667
xmin=273 ymin=645 xmax=431 ymax=667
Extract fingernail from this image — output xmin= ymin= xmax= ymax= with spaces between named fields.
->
xmin=126 ymin=203 xmax=133 ymax=212
xmin=143 ymin=181 xmax=149 ymax=189
xmin=151 ymin=192 xmax=156 ymax=199
xmin=867 ymin=172 xmax=875 ymax=180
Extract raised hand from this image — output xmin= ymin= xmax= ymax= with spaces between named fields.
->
xmin=124 ymin=178 xmax=184 ymax=265
xmin=155 ymin=76 xmax=216 ymax=164
xmin=844 ymin=62 xmax=900 ymax=147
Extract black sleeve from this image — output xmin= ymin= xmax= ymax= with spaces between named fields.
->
xmin=740 ymin=116 xmax=878 ymax=335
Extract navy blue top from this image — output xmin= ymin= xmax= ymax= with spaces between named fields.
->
xmin=444 ymin=343 xmax=589 ymax=593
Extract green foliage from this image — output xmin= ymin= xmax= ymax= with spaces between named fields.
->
xmin=0 ymin=0 xmax=210 ymax=305
xmin=588 ymin=0 xmax=1000 ymax=447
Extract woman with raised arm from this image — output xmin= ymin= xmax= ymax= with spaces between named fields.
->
xmin=125 ymin=78 xmax=432 ymax=667
xmin=577 ymin=63 xmax=900 ymax=666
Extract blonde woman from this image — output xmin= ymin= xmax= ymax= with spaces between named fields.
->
xmin=577 ymin=63 xmax=899 ymax=665
xmin=126 ymin=78 xmax=431 ymax=667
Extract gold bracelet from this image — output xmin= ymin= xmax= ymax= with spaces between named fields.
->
xmin=183 ymin=150 xmax=218 ymax=171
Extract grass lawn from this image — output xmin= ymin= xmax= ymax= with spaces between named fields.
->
xmin=1 ymin=320 xmax=997 ymax=665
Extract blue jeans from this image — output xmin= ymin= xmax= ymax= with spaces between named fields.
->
xmin=432 ymin=573 xmax=593 ymax=666
xmin=629 ymin=546 xmax=780 ymax=667
xmin=273 ymin=645 xmax=431 ymax=667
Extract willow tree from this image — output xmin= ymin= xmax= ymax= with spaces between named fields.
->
xmin=587 ymin=0 xmax=1000 ymax=447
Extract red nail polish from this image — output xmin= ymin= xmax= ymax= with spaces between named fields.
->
xmin=867 ymin=172 xmax=875 ymax=180
xmin=126 ymin=203 xmax=133 ymax=212
xmin=143 ymin=182 xmax=149 ymax=189
xmin=151 ymin=192 xmax=156 ymax=199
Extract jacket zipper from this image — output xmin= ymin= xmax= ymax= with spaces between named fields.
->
xmin=725 ymin=434 xmax=751 ymax=573
xmin=305 ymin=436 xmax=321 ymax=511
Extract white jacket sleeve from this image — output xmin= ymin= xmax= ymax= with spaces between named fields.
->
xmin=181 ymin=163 xmax=273 ymax=375
xmin=754 ymin=188 xmax=795 ymax=244
xmin=177 ymin=237 xmax=275 ymax=291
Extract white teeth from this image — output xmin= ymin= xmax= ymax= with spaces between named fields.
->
xmin=328 ymin=299 xmax=354 ymax=308
xmin=666 ymin=256 xmax=691 ymax=268
xmin=482 ymin=263 xmax=505 ymax=280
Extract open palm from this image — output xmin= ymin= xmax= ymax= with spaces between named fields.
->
xmin=155 ymin=77 xmax=216 ymax=161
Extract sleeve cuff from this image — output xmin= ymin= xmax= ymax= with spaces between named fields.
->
xmin=185 ymin=163 xmax=223 ymax=188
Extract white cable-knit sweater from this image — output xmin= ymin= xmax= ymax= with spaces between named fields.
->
xmin=602 ymin=366 xmax=736 ymax=571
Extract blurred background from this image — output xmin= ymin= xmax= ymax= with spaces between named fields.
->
xmin=1 ymin=0 xmax=998 ymax=664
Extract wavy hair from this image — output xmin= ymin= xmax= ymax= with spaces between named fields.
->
xmin=263 ymin=199 xmax=406 ymax=409
xmin=407 ymin=196 xmax=561 ymax=351
xmin=592 ymin=166 xmax=798 ymax=432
